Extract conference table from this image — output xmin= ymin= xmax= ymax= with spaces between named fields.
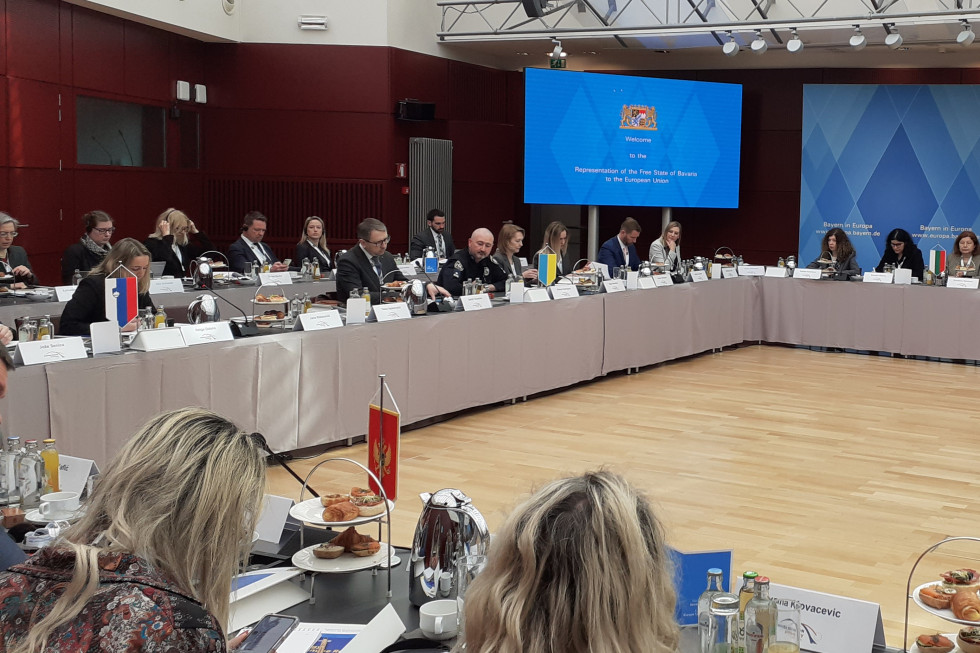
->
xmin=3 ymin=276 xmax=979 ymax=467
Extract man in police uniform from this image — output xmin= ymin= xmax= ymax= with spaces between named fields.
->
xmin=437 ymin=228 xmax=508 ymax=297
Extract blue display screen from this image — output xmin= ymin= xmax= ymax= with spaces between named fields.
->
xmin=524 ymin=68 xmax=743 ymax=208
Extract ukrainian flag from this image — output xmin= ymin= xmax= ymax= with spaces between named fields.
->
xmin=538 ymin=252 xmax=556 ymax=286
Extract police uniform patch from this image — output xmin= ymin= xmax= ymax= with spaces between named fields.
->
xmin=454 ymin=260 xmax=464 ymax=271
xmin=482 ymin=266 xmax=489 ymax=277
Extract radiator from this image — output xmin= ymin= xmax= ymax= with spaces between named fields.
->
xmin=408 ymin=138 xmax=453 ymax=236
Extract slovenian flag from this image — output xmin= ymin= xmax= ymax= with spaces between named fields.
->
xmin=105 ymin=276 xmax=138 ymax=328
xmin=929 ymin=248 xmax=946 ymax=275
xmin=538 ymin=252 xmax=557 ymax=286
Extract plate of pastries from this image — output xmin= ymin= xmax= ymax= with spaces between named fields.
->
xmin=289 ymin=487 xmax=393 ymax=527
xmin=912 ymin=629 xmax=980 ymax=653
xmin=291 ymin=526 xmax=389 ymax=573
xmin=914 ymin=569 xmax=980 ymax=626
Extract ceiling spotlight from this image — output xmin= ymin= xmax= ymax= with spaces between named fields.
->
xmin=849 ymin=26 xmax=867 ymax=51
xmin=550 ymin=38 xmax=566 ymax=59
xmin=751 ymin=30 xmax=767 ymax=55
xmin=958 ymin=21 xmax=976 ymax=46
xmin=787 ymin=28 xmax=804 ymax=53
xmin=722 ymin=31 xmax=739 ymax=57
xmin=884 ymin=25 xmax=903 ymax=49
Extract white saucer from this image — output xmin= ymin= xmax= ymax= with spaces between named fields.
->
xmin=25 ymin=508 xmax=82 ymax=524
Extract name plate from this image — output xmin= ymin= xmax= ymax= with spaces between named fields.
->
xmin=345 ymin=298 xmax=367 ymax=324
xmin=149 ymin=278 xmax=185 ymax=294
xmin=602 ymin=279 xmax=627 ymax=293
xmin=397 ymin=264 xmax=417 ymax=276
xmin=524 ymin=287 xmax=551 ymax=302
xmin=764 ymin=266 xmax=789 ymax=278
xmin=179 ymin=322 xmax=235 ymax=345
xmin=508 ymin=280 xmax=524 ymax=303
xmin=14 ymin=337 xmax=87 ymax=366
xmin=637 ymin=276 xmax=657 ymax=289
xmin=129 ymin=327 xmax=187 ymax=352
xmin=690 ymin=270 xmax=709 ymax=282
xmin=460 ymin=294 xmax=493 ymax=311
xmin=947 ymin=276 xmax=980 ymax=289
xmin=550 ymin=284 xmax=580 ymax=300
xmin=293 ymin=310 xmax=344 ymax=331
xmin=737 ymin=265 xmax=766 ymax=276
xmin=55 ymin=285 xmax=78 ymax=302
xmin=769 ymin=583 xmax=884 ymax=653
xmin=423 ymin=257 xmax=439 ymax=274
xmin=373 ymin=302 xmax=412 ymax=322
xmin=58 ymin=455 xmax=99 ymax=497
xmin=893 ymin=268 xmax=913 ymax=285
xmin=652 ymin=274 xmax=674 ymax=287
xmin=793 ymin=268 xmax=822 ymax=280
xmin=862 ymin=271 xmax=893 ymax=284
xmin=625 ymin=270 xmax=639 ymax=290
xmin=709 ymin=263 xmax=722 ymax=280
xmin=721 ymin=267 xmax=739 ymax=279
xmin=259 ymin=271 xmax=292 ymax=285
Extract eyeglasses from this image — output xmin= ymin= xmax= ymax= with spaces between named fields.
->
xmin=890 ymin=241 xmax=904 ymax=248
xmin=93 ymin=227 xmax=116 ymax=235
xmin=365 ymin=236 xmax=391 ymax=246
xmin=0 ymin=232 xmax=16 ymax=239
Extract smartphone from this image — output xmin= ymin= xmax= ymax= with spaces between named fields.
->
xmin=283 ymin=259 xmax=292 ymax=267
xmin=239 ymin=614 xmax=299 ymax=653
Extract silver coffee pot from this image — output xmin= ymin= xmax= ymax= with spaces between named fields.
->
xmin=403 ymin=279 xmax=428 ymax=316
xmin=409 ymin=488 xmax=490 ymax=606
xmin=187 ymin=295 xmax=220 ymax=323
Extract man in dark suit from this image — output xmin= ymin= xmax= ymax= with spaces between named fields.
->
xmin=336 ymin=218 xmax=449 ymax=304
xmin=227 ymin=211 xmax=289 ymax=274
xmin=437 ymin=228 xmax=508 ymax=297
xmin=409 ymin=208 xmax=456 ymax=260
xmin=596 ymin=217 xmax=642 ymax=273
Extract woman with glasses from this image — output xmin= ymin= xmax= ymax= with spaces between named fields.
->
xmin=874 ymin=228 xmax=924 ymax=279
xmin=946 ymin=230 xmax=980 ymax=278
xmin=60 ymin=211 xmax=115 ymax=284
xmin=0 ymin=213 xmax=34 ymax=287
xmin=59 ymin=238 xmax=155 ymax=336
xmin=144 ymin=208 xmax=215 ymax=278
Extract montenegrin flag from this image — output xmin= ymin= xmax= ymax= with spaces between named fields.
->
xmin=368 ymin=380 xmax=401 ymax=501
xmin=929 ymin=248 xmax=946 ymax=275
xmin=538 ymin=252 xmax=557 ymax=286
xmin=105 ymin=276 xmax=138 ymax=328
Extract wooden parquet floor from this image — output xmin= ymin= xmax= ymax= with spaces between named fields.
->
xmin=266 ymin=345 xmax=980 ymax=648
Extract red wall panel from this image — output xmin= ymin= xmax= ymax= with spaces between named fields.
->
xmin=8 ymin=168 xmax=62 ymax=258
xmin=6 ymin=0 xmax=61 ymax=84
xmin=72 ymin=169 xmax=127 ymax=235
xmin=170 ymin=34 xmax=206 ymax=89
xmin=71 ymin=6 xmax=125 ymax=94
xmin=7 ymin=78 xmax=59 ymax=168
xmin=123 ymin=22 xmax=170 ymax=102
xmin=449 ymin=122 xmax=519 ymax=184
xmin=389 ymin=49 xmax=448 ymax=117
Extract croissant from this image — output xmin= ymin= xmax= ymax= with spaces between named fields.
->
xmin=952 ymin=590 xmax=980 ymax=621
xmin=330 ymin=526 xmax=374 ymax=552
xmin=321 ymin=500 xmax=359 ymax=522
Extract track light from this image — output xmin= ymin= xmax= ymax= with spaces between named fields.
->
xmin=884 ymin=24 xmax=903 ymax=49
xmin=550 ymin=38 xmax=566 ymax=58
xmin=787 ymin=28 xmax=804 ymax=53
xmin=958 ymin=21 xmax=976 ymax=46
xmin=722 ymin=31 xmax=738 ymax=57
xmin=849 ymin=26 xmax=866 ymax=50
xmin=750 ymin=30 xmax=767 ymax=55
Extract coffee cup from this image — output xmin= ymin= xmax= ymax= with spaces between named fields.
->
xmin=419 ymin=599 xmax=458 ymax=641
xmin=38 ymin=491 xmax=80 ymax=520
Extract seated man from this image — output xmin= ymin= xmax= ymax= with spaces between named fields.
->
xmin=596 ymin=217 xmax=642 ymax=273
xmin=227 ymin=211 xmax=289 ymax=274
xmin=409 ymin=208 xmax=455 ymax=260
xmin=336 ymin=218 xmax=449 ymax=304
xmin=437 ymin=228 xmax=508 ymax=297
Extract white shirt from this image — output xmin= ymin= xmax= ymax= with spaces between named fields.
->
xmin=431 ymin=229 xmax=446 ymax=258
xmin=307 ymin=239 xmax=329 ymax=262
xmin=619 ymin=236 xmax=630 ymax=267
xmin=242 ymin=234 xmax=268 ymax=264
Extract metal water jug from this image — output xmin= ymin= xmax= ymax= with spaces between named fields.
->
xmin=403 ymin=279 xmax=428 ymax=316
xmin=186 ymin=295 xmax=221 ymax=323
xmin=409 ymin=488 xmax=490 ymax=606
xmin=189 ymin=257 xmax=214 ymax=290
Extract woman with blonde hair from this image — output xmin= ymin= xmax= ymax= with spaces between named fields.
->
xmin=59 ymin=238 xmax=155 ymax=335
xmin=533 ymin=221 xmax=572 ymax=278
xmin=462 ymin=470 xmax=679 ymax=653
xmin=144 ymin=208 xmax=215 ymax=278
xmin=0 ymin=407 xmax=268 ymax=652
xmin=294 ymin=215 xmax=333 ymax=271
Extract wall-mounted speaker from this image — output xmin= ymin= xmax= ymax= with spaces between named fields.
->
xmin=396 ymin=100 xmax=436 ymax=122
xmin=522 ymin=0 xmax=548 ymax=17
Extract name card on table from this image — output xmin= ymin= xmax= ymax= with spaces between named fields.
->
xmin=14 ymin=337 xmax=87 ymax=366
xmin=180 ymin=322 xmax=235 ymax=345
xmin=602 ymin=279 xmax=627 ymax=293
xmin=345 ymin=298 xmax=367 ymax=324
xmin=765 ymin=266 xmax=789 ymax=278
xmin=460 ymin=294 xmax=493 ymax=311
xmin=793 ymin=268 xmax=822 ymax=280
xmin=258 ymin=271 xmax=292 ymax=285
xmin=637 ymin=276 xmax=657 ymax=289
xmin=90 ymin=321 xmax=121 ymax=355
xmin=149 ymin=278 xmax=185 ymax=294
xmin=397 ymin=264 xmax=417 ymax=276
xmin=721 ymin=267 xmax=739 ymax=279
xmin=129 ymin=327 xmax=187 ymax=352
xmin=769 ymin=583 xmax=885 ymax=653
xmin=691 ymin=270 xmax=709 ymax=282
xmin=893 ymin=268 xmax=913 ymax=285
xmin=293 ymin=310 xmax=344 ymax=331
xmin=652 ymin=274 xmax=674 ymax=287
xmin=508 ymin=280 xmax=524 ymax=303
xmin=670 ymin=548 xmax=733 ymax=626
xmin=710 ymin=263 xmax=722 ymax=280
xmin=738 ymin=265 xmax=766 ymax=276
xmin=423 ymin=257 xmax=439 ymax=274
xmin=57 ymin=455 xmax=100 ymax=498
xmin=255 ymin=494 xmax=295 ymax=543
xmin=947 ymin=276 xmax=980 ymax=289
xmin=550 ymin=284 xmax=580 ymax=300
xmin=626 ymin=270 xmax=639 ymax=290
xmin=524 ymin=287 xmax=551 ymax=302
xmin=862 ymin=271 xmax=893 ymax=284
xmin=55 ymin=285 xmax=78 ymax=302
xmin=374 ymin=303 xmax=412 ymax=322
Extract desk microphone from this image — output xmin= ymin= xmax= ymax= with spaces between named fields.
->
xmin=249 ymin=431 xmax=318 ymax=498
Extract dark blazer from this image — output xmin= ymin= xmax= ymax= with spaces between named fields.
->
xmin=596 ymin=235 xmax=640 ymax=272
xmin=492 ymin=251 xmax=524 ymax=279
xmin=875 ymin=246 xmax=924 ymax=280
xmin=294 ymin=240 xmax=333 ymax=271
xmin=227 ymin=237 xmax=279 ymax=274
xmin=0 ymin=245 xmax=34 ymax=284
xmin=409 ymin=229 xmax=455 ymax=260
xmin=335 ymin=246 xmax=407 ymax=304
xmin=807 ymin=252 xmax=860 ymax=275
xmin=59 ymin=274 xmax=154 ymax=336
xmin=61 ymin=242 xmax=106 ymax=285
xmin=143 ymin=232 xmax=215 ymax=278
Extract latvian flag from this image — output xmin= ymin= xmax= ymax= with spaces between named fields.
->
xmin=929 ymin=249 xmax=946 ymax=275
xmin=105 ymin=276 xmax=138 ymax=328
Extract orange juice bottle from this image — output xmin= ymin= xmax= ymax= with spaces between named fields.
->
xmin=40 ymin=439 xmax=59 ymax=493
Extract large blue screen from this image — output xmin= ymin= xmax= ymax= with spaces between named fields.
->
xmin=524 ymin=68 xmax=743 ymax=208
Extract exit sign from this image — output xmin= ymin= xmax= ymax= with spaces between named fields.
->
xmin=549 ymin=58 xmax=566 ymax=69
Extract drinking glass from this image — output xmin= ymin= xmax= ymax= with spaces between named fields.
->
xmin=770 ymin=599 xmax=801 ymax=653
xmin=456 ymin=554 xmax=487 ymax=644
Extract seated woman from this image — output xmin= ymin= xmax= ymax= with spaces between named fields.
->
xmin=532 ymin=221 xmax=572 ymax=279
xmin=492 ymin=223 xmax=538 ymax=284
xmin=462 ymin=470 xmax=679 ymax=653
xmin=807 ymin=227 xmax=859 ymax=276
xmin=0 ymin=407 xmax=267 ymax=652
xmin=649 ymin=221 xmax=682 ymax=274
xmin=294 ymin=215 xmax=332 ymax=271
xmin=874 ymin=228 xmax=924 ymax=279
xmin=143 ymin=208 xmax=215 ymax=278
xmin=0 ymin=213 xmax=34 ymax=287
xmin=946 ymin=230 xmax=979 ymax=278
xmin=59 ymin=238 xmax=154 ymax=336
xmin=61 ymin=211 xmax=114 ymax=285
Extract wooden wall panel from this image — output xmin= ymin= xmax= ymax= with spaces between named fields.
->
xmin=72 ymin=170 xmax=127 ymax=235
xmin=123 ymin=22 xmax=170 ymax=102
xmin=7 ymin=78 xmax=59 ymax=169
xmin=389 ymin=49 xmax=448 ymax=118
xmin=8 ymin=167 xmax=62 ymax=253
xmin=6 ymin=0 xmax=60 ymax=84
xmin=71 ymin=7 xmax=125 ymax=94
